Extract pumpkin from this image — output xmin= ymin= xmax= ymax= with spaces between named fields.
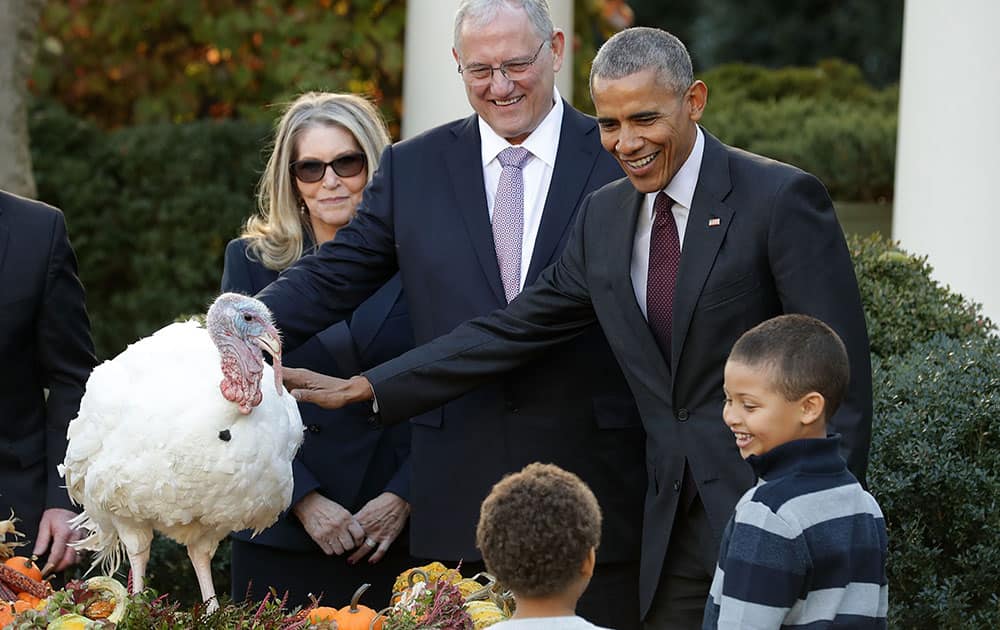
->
xmin=3 ymin=556 xmax=42 ymax=583
xmin=308 ymin=605 xmax=339 ymax=624
xmin=17 ymin=591 xmax=40 ymax=606
xmin=0 ymin=602 xmax=15 ymax=628
xmin=333 ymin=583 xmax=380 ymax=630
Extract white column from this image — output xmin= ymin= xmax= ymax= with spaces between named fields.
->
xmin=893 ymin=0 xmax=1000 ymax=322
xmin=401 ymin=0 xmax=574 ymax=139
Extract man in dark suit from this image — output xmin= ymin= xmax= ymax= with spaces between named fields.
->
xmin=257 ymin=2 xmax=646 ymax=627
xmin=282 ymin=27 xmax=873 ymax=629
xmin=0 ymin=190 xmax=95 ymax=576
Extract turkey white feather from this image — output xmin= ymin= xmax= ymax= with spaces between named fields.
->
xmin=60 ymin=293 xmax=304 ymax=611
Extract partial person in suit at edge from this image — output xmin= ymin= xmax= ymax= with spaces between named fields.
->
xmin=254 ymin=2 xmax=647 ymax=627
xmin=0 ymin=190 xmax=96 ymax=579
xmin=279 ymin=27 xmax=874 ymax=630
xmin=222 ymin=92 xmax=415 ymax=607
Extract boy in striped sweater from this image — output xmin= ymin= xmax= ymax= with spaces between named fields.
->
xmin=703 ymin=314 xmax=888 ymax=629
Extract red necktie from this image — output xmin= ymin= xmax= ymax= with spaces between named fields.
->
xmin=646 ymin=192 xmax=679 ymax=359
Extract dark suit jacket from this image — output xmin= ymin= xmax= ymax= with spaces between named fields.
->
xmin=222 ymin=237 xmax=413 ymax=551
xmin=0 ymin=190 xmax=96 ymax=544
xmin=259 ymin=103 xmax=647 ymax=565
xmin=361 ymin=131 xmax=874 ymax=618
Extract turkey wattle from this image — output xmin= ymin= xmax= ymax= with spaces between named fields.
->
xmin=60 ymin=293 xmax=304 ymax=611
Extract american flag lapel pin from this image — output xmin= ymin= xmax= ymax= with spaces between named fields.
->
xmin=708 ymin=217 xmax=721 ymax=227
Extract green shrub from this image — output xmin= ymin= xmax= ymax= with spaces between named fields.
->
xmin=700 ymin=59 xmax=885 ymax=106
xmin=849 ymin=234 xmax=994 ymax=359
xmin=30 ymin=99 xmax=270 ymax=359
xmin=869 ymin=335 xmax=1000 ymax=628
xmin=699 ymin=60 xmax=898 ymax=201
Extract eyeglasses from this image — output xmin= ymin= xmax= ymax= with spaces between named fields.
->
xmin=289 ymin=153 xmax=366 ymax=183
xmin=457 ymin=41 xmax=547 ymax=85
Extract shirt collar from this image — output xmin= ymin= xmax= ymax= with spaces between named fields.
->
xmin=480 ymin=87 xmax=563 ymax=169
xmin=665 ymin=125 xmax=704 ymax=208
xmin=644 ymin=125 xmax=705 ymax=220
xmin=746 ymin=435 xmax=846 ymax=480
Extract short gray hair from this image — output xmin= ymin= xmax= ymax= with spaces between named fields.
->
xmin=590 ymin=27 xmax=693 ymax=97
xmin=453 ymin=0 xmax=554 ymax=56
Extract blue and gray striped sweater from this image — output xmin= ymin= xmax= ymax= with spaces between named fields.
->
xmin=703 ymin=436 xmax=888 ymax=629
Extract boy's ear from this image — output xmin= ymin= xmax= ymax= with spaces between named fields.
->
xmin=580 ymin=547 xmax=596 ymax=578
xmin=800 ymin=392 xmax=825 ymax=425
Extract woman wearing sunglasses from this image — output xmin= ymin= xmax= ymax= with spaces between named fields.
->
xmin=222 ymin=92 xmax=415 ymax=608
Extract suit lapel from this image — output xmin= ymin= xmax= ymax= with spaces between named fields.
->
xmin=525 ymin=103 xmax=600 ymax=284
xmin=611 ymin=185 xmax=675 ymax=399
xmin=671 ymin=131 xmax=735 ymax=377
xmin=444 ymin=115 xmax=507 ymax=304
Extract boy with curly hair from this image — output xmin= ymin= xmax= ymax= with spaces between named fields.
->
xmin=476 ymin=462 xmax=610 ymax=629
xmin=703 ymin=314 xmax=888 ymax=628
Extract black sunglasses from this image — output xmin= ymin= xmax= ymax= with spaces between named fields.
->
xmin=289 ymin=153 xmax=367 ymax=183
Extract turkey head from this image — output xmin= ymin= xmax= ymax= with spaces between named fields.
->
xmin=208 ymin=293 xmax=284 ymax=414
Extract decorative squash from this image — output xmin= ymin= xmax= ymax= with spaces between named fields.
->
xmin=464 ymin=599 xmax=507 ymax=629
xmin=3 ymin=556 xmax=42 ymax=583
xmin=334 ymin=583 xmax=380 ymax=630
xmin=0 ymin=601 xmax=15 ymax=628
xmin=46 ymin=613 xmax=91 ymax=629
xmin=82 ymin=576 xmax=129 ymax=623
xmin=308 ymin=605 xmax=340 ymax=624
xmin=17 ymin=591 xmax=40 ymax=606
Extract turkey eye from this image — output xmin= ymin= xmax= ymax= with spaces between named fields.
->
xmin=243 ymin=314 xmax=253 ymax=322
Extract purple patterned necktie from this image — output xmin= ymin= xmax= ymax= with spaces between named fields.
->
xmin=646 ymin=192 xmax=679 ymax=358
xmin=493 ymin=146 xmax=532 ymax=302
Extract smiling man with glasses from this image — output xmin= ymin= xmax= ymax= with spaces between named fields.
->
xmin=255 ymin=1 xmax=645 ymax=629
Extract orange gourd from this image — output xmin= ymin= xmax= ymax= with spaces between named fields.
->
xmin=307 ymin=605 xmax=339 ymax=624
xmin=0 ymin=602 xmax=14 ymax=627
xmin=3 ymin=556 xmax=42 ymax=583
xmin=333 ymin=584 xmax=381 ymax=630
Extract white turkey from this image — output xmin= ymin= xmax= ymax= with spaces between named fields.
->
xmin=60 ymin=293 xmax=304 ymax=611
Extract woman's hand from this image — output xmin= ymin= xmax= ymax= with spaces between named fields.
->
xmin=293 ymin=491 xmax=366 ymax=556
xmin=348 ymin=492 xmax=411 ymax=565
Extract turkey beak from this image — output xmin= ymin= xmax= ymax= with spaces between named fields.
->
xmin=255 ymin=327 xmax=284 ymax=396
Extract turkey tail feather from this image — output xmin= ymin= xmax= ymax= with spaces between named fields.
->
xmin=69 ymin=511 xmax=125 ymax=577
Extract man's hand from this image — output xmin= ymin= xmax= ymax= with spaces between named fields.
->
xmin=283 ymin=368 xmax=374 ymax=410
xmin=34 ymin=508 xmax=82 ymax=576
xmin=292 ymin=491 xmax=366 ymax=556
xmin=347 ymin=492 xmax=410 ymax=565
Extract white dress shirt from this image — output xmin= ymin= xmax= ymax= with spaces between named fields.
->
xmin=631 ymin=126 xmax=706 ymax=317
xmin=480 ymin=88 xmax=564 ymax=291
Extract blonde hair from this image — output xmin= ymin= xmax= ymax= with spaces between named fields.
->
xmin=243 ymin=92 xmax=391 ymax=271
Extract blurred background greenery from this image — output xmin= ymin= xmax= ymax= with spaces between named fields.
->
xmin=28 ymin=0 xmax=903 ymax=359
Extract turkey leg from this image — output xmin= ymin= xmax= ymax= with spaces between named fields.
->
xmin=187 ymin=539 xmax=220 ymax=613
xmin=113 ymin=518 xmax=153 ymax=594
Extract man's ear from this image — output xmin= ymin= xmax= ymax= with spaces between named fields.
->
xmin=687 ymin=80 xmax=708 ymax=122
xmin=800 ymin=392 xmax=826 ymax=426
xmin=550 ymin=29 xmax=566 ymax=73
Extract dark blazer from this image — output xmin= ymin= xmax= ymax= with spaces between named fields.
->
xmin=258 ymin=103 xmax=647 ymax=566
xmin=362 ymin=131 xmax=874 ymax=618
xmin=0 ymin=190 xmax=96 ymax=545
xmin=222 ymin=237 xmax=413 ymax=551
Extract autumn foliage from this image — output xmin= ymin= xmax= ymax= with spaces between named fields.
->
xmin=32 ymin=0 xmax=406 ymax=135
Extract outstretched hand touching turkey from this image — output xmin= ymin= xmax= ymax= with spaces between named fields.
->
xmin=283 ymin=367 xmax=374 ymax=410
